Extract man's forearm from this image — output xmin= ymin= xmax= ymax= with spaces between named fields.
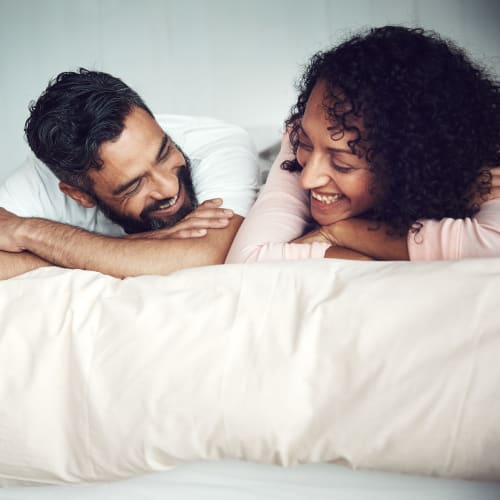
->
xmin=0 ymin=250 xmax=50 ymax=280
xmin=13 ymin=216 xmax=243 ymax=279
xmin=326 ymin=219 xmax=410 ymax=260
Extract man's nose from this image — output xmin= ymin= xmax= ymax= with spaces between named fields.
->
xmin=149 ymin=171 xmax=179 ymax=200
xmin=299 ymin=152 xmax=331 ymax=191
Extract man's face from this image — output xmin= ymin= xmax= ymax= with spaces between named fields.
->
xmin=86 ymin=107 xmax=197 ymax=233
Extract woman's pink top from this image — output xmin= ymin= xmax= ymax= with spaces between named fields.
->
xmin=226 ymin=134 xmax=500 ymax=263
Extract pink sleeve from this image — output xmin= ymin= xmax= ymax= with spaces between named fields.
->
xmin=225 ymin=134 xmax=330 ymax=263
xmin=408 ymin=199 xmax=500 ymax=260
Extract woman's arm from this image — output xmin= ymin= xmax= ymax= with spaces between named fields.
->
xmin=408 ymin=168 xmax=500 ymax=260
xmin=316 ymin=167 xmax=500 ymax=261
xmin=225 ymin=133 xmax=330 ymax=263
xmin=318 ymin=219 xmax=409 ymax=260
xmin=408 ymin=198 xmax=500 ymax=260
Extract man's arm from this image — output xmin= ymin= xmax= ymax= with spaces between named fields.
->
xmin=0 ymin=250 xmax=50 ymax=280
xmin=0 ymin=208 xmax=243 ymax=279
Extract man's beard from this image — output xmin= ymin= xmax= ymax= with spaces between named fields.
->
xmin=93 ymin=155 xmax=198 ymax=234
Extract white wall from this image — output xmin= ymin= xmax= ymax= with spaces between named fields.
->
xmin=1 ymin=0 xmax=499 ymax=180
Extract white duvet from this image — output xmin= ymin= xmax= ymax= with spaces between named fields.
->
xmin=0 ymin=258 xmax=499 ymax=486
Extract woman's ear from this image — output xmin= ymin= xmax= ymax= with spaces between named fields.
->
xmin=58 ymin=182 xmax=96 ymax=208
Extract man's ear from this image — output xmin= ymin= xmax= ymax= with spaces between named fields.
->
xmin=58 ymin=182 xmax=96 ymax=208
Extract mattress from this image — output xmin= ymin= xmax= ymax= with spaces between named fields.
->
xmin=1 ymin=460 xmax=499 ymax=499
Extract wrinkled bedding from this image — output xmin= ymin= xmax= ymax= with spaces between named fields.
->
xmin=0 ymin=258 xmax=499 ymax=485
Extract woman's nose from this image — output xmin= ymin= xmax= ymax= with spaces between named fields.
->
xmin=299 ymin=152 xmax=331 ymax=190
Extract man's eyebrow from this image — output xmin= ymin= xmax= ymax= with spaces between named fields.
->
xmin=112 ymin=134 xmax=171 ymax=196
xmin=113 ymin=175 xmax=143 ymax=196
xmin=155 ymin=134 xmax=170 ymax=163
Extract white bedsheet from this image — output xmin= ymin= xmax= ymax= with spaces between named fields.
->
xmin=0 ymin=258 xmax=499 ymax=486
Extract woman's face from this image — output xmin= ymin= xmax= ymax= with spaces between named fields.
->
xmin=296 ymin=80 xmax=378 ymax=226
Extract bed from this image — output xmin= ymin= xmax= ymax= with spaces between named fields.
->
xmin=0 ymin=257 xmax=499 ymax=498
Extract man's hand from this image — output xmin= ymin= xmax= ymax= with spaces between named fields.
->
xmin=0 ymin=201 xmax=243 ymax=279
xmin=124 ymin=198 xmax=234 ymax=240
xmin=0 ymin=207 xmax=26 ymax=252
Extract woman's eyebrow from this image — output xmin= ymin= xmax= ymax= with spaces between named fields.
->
xmin=327 ymin=146 xmax=355 ymax=155
xmin=300 ymin=124 xmax=355 ymax=155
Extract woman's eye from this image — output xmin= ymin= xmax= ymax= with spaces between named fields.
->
xmin=332 ymin=163 xmax=354 ymax=174
xmin=297 ymin=141 xmax=312 ymax=152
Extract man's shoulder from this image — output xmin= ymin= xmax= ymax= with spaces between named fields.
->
xmin=154 ymin=114 xmax=251 ymax=148
xmin=154 ymin=113 xmax=233 ymax=131
xmin=0 ymin=156 xmax=60 ymax=197
xmin=0 ymin=157 xmax=124 ymax=236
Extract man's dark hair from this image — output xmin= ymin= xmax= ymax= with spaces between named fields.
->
xmin=283 ymin=26 xmax=500 ymax=235
xmin=25 ymin=68 xmax=154 ymax=192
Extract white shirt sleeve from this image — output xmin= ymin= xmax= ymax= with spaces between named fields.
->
xmin=0 ymin=157 xmax=125 ymax=236
xmin=0 ymin=157 xmax=55 ymax=218
xmin=155 ymin=114 xmax=260 ymax=216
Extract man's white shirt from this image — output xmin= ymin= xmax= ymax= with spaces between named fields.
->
xmin=0 ymin=114 xmax=260 ymax=235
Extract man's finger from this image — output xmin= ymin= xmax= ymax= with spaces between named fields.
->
xmin=165 ymin=228 xmax=208 ymax=239
xmin=185 ymin=208 xmax=233 ymax=220
xmin=197 ymin=198 xmax=223 ymax=208
xmin=172 ymin=217 xmax=231 ymax=230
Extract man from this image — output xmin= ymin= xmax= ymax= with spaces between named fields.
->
xmin=0 ymin=69 xmax=259 ymax=279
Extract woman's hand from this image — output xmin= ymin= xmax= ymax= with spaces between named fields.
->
xmin=471 ymin=166 xmax=500 ymax=206
xmin=292 ymin=225 xmax=373 ymax=260
xmin=324 ymin=245 xmax=374 ymax=260
xmin=300 ymin=219 xmax=409 ymax=260
xmin=292 ymin=227 xmax=334 ymax=245
xmin=488 ymin=167 xmax=500 ymax=200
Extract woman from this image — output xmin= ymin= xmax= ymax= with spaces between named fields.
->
xmin=227 ymin=26 xmax=500 ymax=263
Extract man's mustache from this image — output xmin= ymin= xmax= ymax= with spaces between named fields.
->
xmin=142 ymin=191 xmax=180 ymax=215
xmin=140 ymin=164 xmax=190 ymax=219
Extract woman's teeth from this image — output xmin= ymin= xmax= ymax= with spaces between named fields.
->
xmin=158 ymin=193 xmax=179 ymax=209
xmin=311 ymin=192 xmax=344 ymax=204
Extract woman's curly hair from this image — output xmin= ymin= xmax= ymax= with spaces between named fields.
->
xmin=283 ymin=26 xmax=500 ymax=235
